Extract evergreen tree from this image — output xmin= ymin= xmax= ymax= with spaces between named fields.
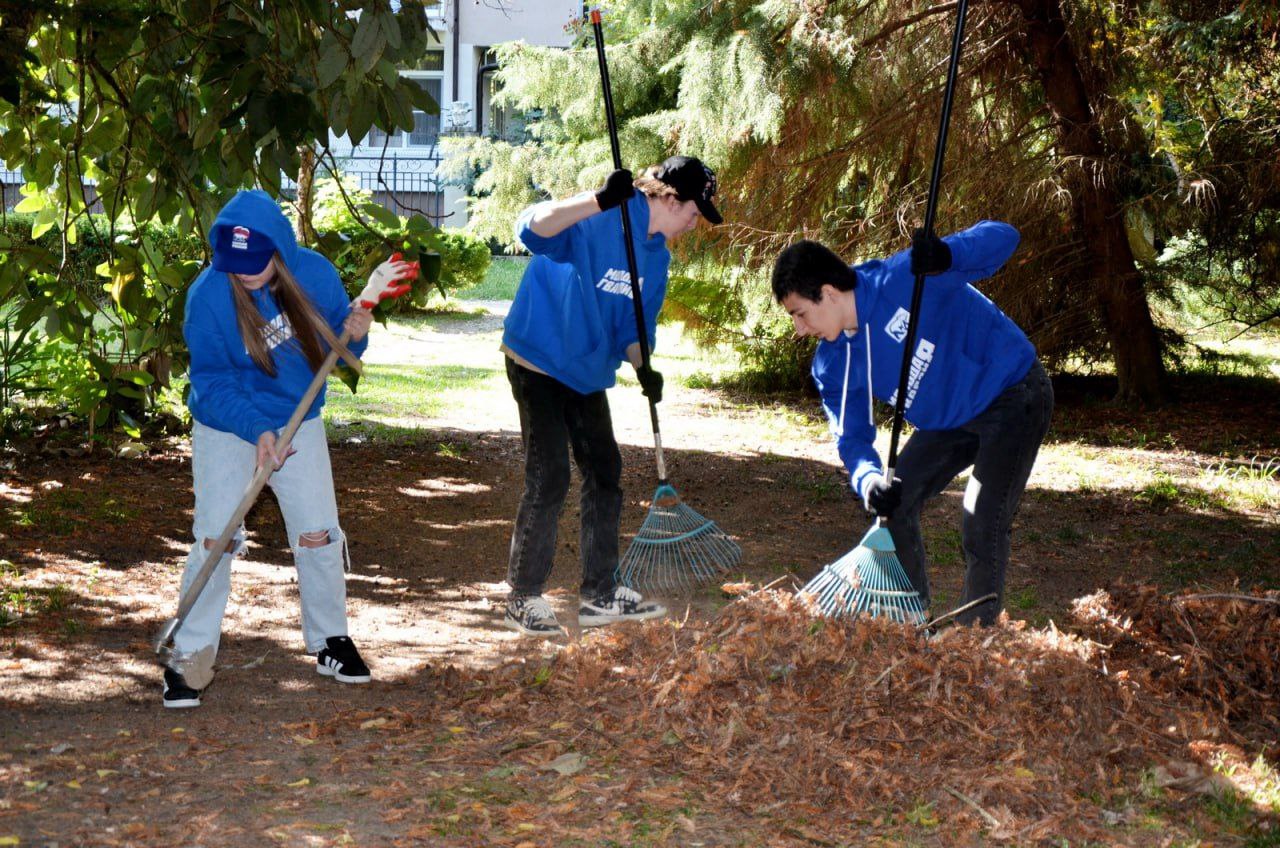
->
xmin=446 ymin=0 xmax=1280 ymax=401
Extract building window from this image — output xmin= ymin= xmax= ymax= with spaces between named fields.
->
xmin=357 ymin=51 xmax=443 ymax=151
xmin=367 ymin=125 xmax=403 ymax=149
xmin=407 ymin=77 xmax=442 ymax=147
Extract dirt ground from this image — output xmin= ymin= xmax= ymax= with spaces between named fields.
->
xmin=1 ymin=316 xmax=1278 ymax=845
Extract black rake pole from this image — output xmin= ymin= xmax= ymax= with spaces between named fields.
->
xmin=590 ymin=7 xmax=668 ymax=485
xmin=885 ymin=0 xmax=970 ymax=480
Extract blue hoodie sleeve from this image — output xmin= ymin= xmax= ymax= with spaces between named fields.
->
xmin=185 ymin=310 xmax=276 ymax=445
xmin=924 ymin=220 xmax=1020 ymax=291
xmin=813 ymin=339 xmax=883 ymax=499
xmin=515 ymin=198 xmax=593 ymax=264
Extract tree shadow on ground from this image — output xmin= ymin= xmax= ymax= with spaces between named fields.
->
xmin=2 ymin=421 xmax=1277 ymax=716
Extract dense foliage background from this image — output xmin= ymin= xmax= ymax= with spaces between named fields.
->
xmin=444 ymin=0 xmax=1280 ymax=399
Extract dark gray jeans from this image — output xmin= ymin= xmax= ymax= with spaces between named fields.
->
xmin=505 ymin=357 xmax=623 ymax=599
xmin=886 ymin=361 xmax=1053 ymax=625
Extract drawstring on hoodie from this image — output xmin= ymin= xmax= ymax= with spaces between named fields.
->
xmin=834 ymin=329 xmax=875 ymax=439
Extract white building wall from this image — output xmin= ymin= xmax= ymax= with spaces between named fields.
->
xmin=325 ymin=0 xmax=579 ymax=228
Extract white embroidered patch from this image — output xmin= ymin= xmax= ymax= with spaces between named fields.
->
xmin=885 ymin=307 xmax=911 ymax=343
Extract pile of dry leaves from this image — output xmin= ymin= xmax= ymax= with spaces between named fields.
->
xmin=1072 ymin=584 xmax=1280 ymax=740
xmin=453 ymin=592 xmax=1205 ymax=843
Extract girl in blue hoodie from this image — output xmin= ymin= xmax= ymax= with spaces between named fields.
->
xmin=163 ymin=190 xmax=414 ymax=708
xmin=771 ymin=223 xmax=1053 ymax=626
xmin=501 ymin=156 xmax=722 ymax=636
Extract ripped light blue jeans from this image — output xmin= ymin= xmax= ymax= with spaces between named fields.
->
xmin=173 ymin=417 xmax=350 ymax=662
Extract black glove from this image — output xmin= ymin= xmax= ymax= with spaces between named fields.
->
xmin=864 ymin=474 xmax=903 ymax=518
xmin=910 ymin=228 xmax=952 ymax=276
xmin=594 ymin=169 xmax=635 ymax=212
xmin=635 ymin=363 xmax=663 ymax=403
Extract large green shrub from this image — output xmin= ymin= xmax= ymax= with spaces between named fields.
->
xmin=0 ymin=212 xmax=204 ymax=437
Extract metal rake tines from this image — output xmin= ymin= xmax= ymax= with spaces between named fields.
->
xmin=616 ymin=486 xmax=742 ymax=595
xmin=800 ymin=546 xmax=926 ymax=624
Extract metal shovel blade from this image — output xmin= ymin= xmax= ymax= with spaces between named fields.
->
xmin=161 ymin=643 xmax=216 ymax=691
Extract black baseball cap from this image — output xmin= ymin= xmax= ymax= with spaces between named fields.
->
xmin=653 ymin=156 xmax=722 ymax=225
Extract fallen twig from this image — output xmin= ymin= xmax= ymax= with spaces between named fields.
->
xmin=1175 ymin=593 xmax=1280 ymax=607
xmin=944 ymin=784 xmax=1002 ymax=829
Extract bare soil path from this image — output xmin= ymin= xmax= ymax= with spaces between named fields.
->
xmin=2 ymin=308 xmax=1277 ymax=846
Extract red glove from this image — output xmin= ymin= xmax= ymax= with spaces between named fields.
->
xmin=355 ymin=252 xmax=418 ymax=309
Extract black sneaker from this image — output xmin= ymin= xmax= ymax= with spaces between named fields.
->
xmin=504 ymin=594 xmax=562 ymax=637
xmin=162 ymin=668 xmax=202 ymax=709
xmin=578 ymin=586 xmax=666 ymax=627
xmin=316 ymin=636 xmax=371 ymax=684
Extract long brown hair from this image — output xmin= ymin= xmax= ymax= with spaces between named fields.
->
xmin=229 ymin=253 xmax=343 ymax=377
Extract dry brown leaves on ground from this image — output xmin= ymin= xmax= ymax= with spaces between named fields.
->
xmin=1072 ymin=584 xmax=1280 ymax=739
xmin=425 ymin=592 xmax=1214 ymax=844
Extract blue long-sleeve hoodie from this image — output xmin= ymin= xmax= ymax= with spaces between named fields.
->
xmin=503 ymin=192 xmax=670 ymax=394
xmin=813 ymin=220 xmax=1036 ymax=500
xmin=184 ymin=190 xmax=366 ymax=445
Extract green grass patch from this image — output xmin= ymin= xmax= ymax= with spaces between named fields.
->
xmin=1134 ymin=472 xmax=1228 ymax=512
xmin=325 ymin=362 xmax=503 ymax=430
xmin=925 ymin=527 xmax=963 ymax=567
xmin=0 ymin=565 xmax=73 ymax=630
xmin=453 ymin=256 xmax=526 ymax=301
xmin=1007 ymin=585 xmax=1040 ymax=610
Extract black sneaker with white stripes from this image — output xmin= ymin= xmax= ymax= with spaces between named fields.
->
xmin=162 ymin=667 xmax=202 ymax=709
xmin=504 ymin=594 xmax=562 ymax=636
xmin=316 ymin=635 xmax=371 ymax=684
xmin=578 ymin=586 xmax=666 ymax=627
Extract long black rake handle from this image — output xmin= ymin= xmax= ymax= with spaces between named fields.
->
xmin=885 ymin=0 xmax=970 ymax=482
xmin=590 ymin=8 xmax=669 ymax=485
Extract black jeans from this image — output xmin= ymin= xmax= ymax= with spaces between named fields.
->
xmin=886 ymin=361 xmax=1054 ymax=625
xmin=505 ymin=358 xmax=623 ymax=599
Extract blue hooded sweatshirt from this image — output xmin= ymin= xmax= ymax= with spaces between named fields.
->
xmin=812 ymin=220 xmax=1036 ymax=500
xmin=184 ymin=190 xmax=366 ymax=445
xmin=503 ymin=192 xmax=670 ymax=394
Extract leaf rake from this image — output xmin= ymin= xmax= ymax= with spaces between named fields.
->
xmin=590 ymin=10 xmax=741 ymax=595
xmin=799 ymin=0 xmax=971 ymax=623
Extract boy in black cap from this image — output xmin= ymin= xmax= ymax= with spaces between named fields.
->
xmin=500 ymin=155 xmax=722 ymax=635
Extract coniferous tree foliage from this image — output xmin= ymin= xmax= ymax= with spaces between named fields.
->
xmin=444 ymin=0 xmax=1280 ymax=401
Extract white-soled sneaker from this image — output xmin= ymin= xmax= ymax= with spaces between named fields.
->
xmin=504 ymin=594 xmax=562 ymax=637
xmin=162 ymin=668 xmax=202 ymax=709
xmin=316 ymin=636 xmax=372 ymax=684
xmin=578 ymin=586 xmax=666 ymax=627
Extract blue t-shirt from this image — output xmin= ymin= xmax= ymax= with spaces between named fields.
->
xmin=503 ymin=192 xmax=670 ymax=394
xmin=812 ymin=220 xmax=1036 ymax=499
xmin=184 ymin=190 xmax=366 ymax=445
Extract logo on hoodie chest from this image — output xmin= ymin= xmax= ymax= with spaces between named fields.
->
xmin=259 ymin=312 xmax=295 ymax=353
xmin=596 ymin=268 xmax=643 ymax=298
xmin=883 ymin=309 xmax=936 ymax=410
xmin=885 ymin=307 xmax=911 ymax=343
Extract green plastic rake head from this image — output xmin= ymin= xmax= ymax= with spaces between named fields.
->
xmin=616 ymin=484 xmax=742 ymax=595
xmin=800 ymin=523 xmax=927 ymax=624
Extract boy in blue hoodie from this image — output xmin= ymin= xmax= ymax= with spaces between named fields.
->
xmin=502 ymin=156 xmax=722 ymax=636
xmin=771 ymin=223 xmax=1053 ymax=626
xmin=164 ymin=190 xmax=415 ymax=707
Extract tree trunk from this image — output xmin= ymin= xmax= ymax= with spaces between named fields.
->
xmin=295 ymin=146 xmax=317 ymax=246
xmin=1009 ymin=0 xmax=1167 ymax=404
